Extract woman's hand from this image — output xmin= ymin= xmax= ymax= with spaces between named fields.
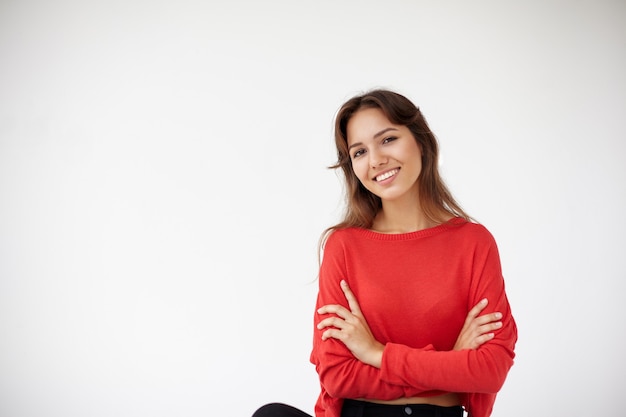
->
xmin=453 ymin=298 xmax=502 ymax=351
xmin=317 ymin=280 xmax=385 ymax=368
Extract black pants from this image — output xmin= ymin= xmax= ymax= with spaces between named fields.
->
xmin=252 ymin=401 xmax=464 ymax=417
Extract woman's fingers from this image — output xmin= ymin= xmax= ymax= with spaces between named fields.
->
xmin=340 ymin=280 xmax=362 ymax=316
xmin=468 ymin=312 xmax=503 ymax=336
xmin=464 ymin=299 xmax=502 ymax=328
xmin=478 ymin=319 xmax=503 ymax=334
xmin=317 ymin=303 xmax=351 ymax=318
xmin=473 ymin=332 xmax=495 ymax=346
xmin=316 ymin=300 xmax=356 ymax=337
xmin=317 ymin=316 xmax=347 ymax=331
xmin=464 ymin=298 xmax=488 ymax=324
xmin=454 ymin=299 xmax=504 ymax=351
xmin=316 ymin=280 xmax=362 ymax=324
xmin=481 ymin=312 xmax=503 ymax=325
xmin=320 ymin=328 xmax=342 ymax=341
xmin=316 ymin=280 xmax=385 ymax=367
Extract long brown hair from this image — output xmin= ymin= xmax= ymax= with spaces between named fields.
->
xmin=321 ymin=89 xmax=471 ymax=248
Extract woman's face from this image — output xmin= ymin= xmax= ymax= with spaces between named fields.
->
xmin=346 ymin=107 xmax=422 ymax=203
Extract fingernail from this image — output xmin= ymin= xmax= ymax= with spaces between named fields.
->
xmin=495 ymin=312 xmax=502 ymax=319
xmin=495 ymin=322 xmax=502 ymax=328
xmin=481 ymin=298 xmax=488 ymax=305
xmin=340 ymin=280 xmax=347 ymax=286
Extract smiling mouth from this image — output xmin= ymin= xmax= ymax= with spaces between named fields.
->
xmin=375 ymin=169 xmax=399 ymax=182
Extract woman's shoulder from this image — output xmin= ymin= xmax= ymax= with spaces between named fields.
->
xmin=450 ymin=219 xmax=498 ymax=247
xmin=322 ymin=226 xmax=362 ymax=246
xmin=320 ymin=226 xmax=375 ymax=257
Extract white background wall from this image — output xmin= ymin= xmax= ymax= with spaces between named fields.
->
xmin=1 ymin=1 xmax=624 ymax=416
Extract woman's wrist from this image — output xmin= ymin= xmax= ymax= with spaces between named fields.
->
xmin=365 ymin=342 xmax=385 ymax=368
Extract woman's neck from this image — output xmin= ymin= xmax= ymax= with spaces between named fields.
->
xmin=372 ymin=198 xmax=436 ymax=234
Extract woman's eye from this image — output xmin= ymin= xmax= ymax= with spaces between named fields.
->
xmin=352 ymin=149 xmax=365 ymax=158
xmin=382 ymin=136 xmax=397 ymax=144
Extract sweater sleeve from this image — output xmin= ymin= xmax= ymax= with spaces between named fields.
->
xmin=379 ymin=228 xmax=517 ymax=396
xmin=310 ymin=232 xmax=432 ymax=400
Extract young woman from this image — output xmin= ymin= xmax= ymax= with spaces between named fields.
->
xmin=253 ymin=90 xmax=517 ymax=417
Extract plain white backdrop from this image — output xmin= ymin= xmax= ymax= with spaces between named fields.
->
xmin=1 ymin=1 xmax=625 ymax=416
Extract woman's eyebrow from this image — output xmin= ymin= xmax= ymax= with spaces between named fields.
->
xmin=373 ymin=127 xmax=398 ymax=138
xmin=348 ymin=142 xmax=362 ymax=151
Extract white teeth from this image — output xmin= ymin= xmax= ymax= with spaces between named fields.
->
xmin=376 ymin=169 xmax=398 ymax=182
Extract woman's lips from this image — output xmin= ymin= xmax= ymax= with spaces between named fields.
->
xmin=374 ymin=168 xmax=399 ymax=182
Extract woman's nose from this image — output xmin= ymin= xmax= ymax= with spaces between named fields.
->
xmin=369 ymin=149 xmax=388 ymax=167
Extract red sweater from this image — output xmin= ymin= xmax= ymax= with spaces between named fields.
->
xmin=310 ymin=218 xmax=517 ymax=417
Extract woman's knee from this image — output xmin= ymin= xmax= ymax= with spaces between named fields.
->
xmin=252 ymin=403 xmax=311 ymax=417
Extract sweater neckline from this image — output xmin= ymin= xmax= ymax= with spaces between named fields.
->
xmin=350 ymin=217 xmax=467 ymax=241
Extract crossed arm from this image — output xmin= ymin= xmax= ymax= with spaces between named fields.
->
xmin=316 ymin=279 xmax=503 ymax=368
